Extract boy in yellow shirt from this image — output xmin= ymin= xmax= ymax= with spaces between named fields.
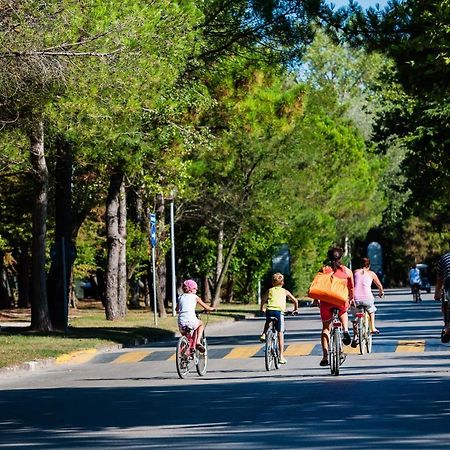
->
xmin=259 ymin=272 xmax=299 ymax=364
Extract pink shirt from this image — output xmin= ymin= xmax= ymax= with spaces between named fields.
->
xmin=354 ymin=269 xmax=374 ymax=301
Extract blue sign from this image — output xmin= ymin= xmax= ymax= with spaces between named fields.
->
xmin=149 ymin=213 xmax=157 ymax=247
xmin=367 ymin=241 xmax=383 ymax=279
xmin=272 ymin=243 xmax=291 ymax=276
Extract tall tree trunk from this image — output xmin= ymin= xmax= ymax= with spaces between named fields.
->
xmin=212 ymin=226 xmax=242 ymax=308
xmin=155 ymin=194 xmax=167 ymax=318
xmin=118 ymin=179 xmax=127 ymax=317
xmin=225 ymin=273 xmax=234 ymax=303
xmin=215 ymin=221 xmax=224 ymax=285
xmin=105 ymin=171 xmax=126 ymax=320
xmin=48 ymin=138 xmax=74 ymax=330
xmin=128 ymin=188 xmax=144 ymax=309
xmin=17 ymin=244 xmax=30 ymax=308
xmin=0 ymin=251 xmax=13 ymax=308
xmin=29 ymin=120 xmax=52 ymax=331
xmin=203 ymin=275 xmax=212 ymax=304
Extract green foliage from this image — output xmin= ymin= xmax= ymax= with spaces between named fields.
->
xmin=73 ymin=211 xmax=106 ymax=279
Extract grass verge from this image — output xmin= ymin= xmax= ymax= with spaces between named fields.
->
xmin=0 ymin=300 xmax=258 ymax=369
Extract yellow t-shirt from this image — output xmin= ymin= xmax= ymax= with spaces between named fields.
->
xmin=267 ymin=286 xmax=287 ymax=312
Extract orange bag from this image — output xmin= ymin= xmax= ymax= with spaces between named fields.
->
xmin=308 ymin=271 xmax=349 ymax=307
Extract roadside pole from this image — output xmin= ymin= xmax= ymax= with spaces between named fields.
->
xmin=149 ymin=213 xmax=158 ymax=326
xmin=170 ymin=193 xmax=177 ymax=317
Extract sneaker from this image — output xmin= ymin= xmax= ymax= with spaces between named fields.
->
xmin=343 ymin=331 xmax=351 ymax=346
xmin=441 ymin=332 xmax=450 ymax=344
xmin=319 ymin=358 xmax=329 ymax=366
xmin=279 ymin=357 xmax=287 ymax=364
xmin=196 ymin=343 xmax=205 ymax=353
xmin=259 ymin=333 xmax=266 ymax=342
xmin=351 ymin=339 xmax=359 ymax=348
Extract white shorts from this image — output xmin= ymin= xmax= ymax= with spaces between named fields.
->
xmin=351 ymin=299 xmax=377 ymax=320
xmin=178 ymin=316 xmax=200 ymax=333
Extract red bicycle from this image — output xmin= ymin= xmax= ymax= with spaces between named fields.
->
xmin=176 ymin=314 xmax=208 ymax=379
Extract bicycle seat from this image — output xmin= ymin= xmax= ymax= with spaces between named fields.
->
xmin=181 ymin=325 xmax=194 ymax=334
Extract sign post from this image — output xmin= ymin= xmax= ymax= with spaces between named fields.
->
xmin=149 ymin=213 xmax=158 ymax=326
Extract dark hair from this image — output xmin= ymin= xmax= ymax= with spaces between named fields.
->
xmin=361 ymin=257 xmax=370 ymax=269
xmin=327 ymin=246 xmax=343 ymax=271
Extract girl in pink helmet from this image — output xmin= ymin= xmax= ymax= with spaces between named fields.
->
xmin=176 ymin=279 xmax=215 ymax=352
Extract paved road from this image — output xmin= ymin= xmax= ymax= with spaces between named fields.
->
xmin=1 ymin=289 xmax=449 ymax=449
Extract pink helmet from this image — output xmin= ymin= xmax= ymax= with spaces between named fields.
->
xmin=183 ymin=279 xmax=198 ymax=291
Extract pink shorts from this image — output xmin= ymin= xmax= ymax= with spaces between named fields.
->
xmin=319 ymin=301 xmax=348 ymax=322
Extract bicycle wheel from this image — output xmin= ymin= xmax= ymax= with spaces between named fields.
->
xmin=265 ymin=329 xmax=275 ymax=371
xmin=176 ymin=336 xmax=190 ymax=379
xmin=196 ymin=334 xmax=208 ymax=376
xmin=358 ymin=317 xmax=366 ymax=355
xmin=273 ymin=330 xmax=280 ymax=370
xmin=365 ymin=312 xmax=373 ymax=354
xmin=329 ymin=330 xmax=340 ymax=375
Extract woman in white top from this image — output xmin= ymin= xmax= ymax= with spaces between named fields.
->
xmin=351 ymin=257 xmax=384 ymax=346
xmin=176 ymin=279 xmax=214 ymax=352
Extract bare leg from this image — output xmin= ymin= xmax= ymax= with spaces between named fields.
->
xmin=321 ymin=321 xmax=331 ymax=359
xmin=196 ymin=320 xmax=205 ymax=346
xmin=369 ymin=312 xmax=378 ymax=333
xmin=340 ymin=312 xmax=349 ymax=331
xmin=279 ymin=331 xmax=285 ymax=358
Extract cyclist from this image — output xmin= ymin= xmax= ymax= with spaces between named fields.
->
xmin=408 ymin=262 xmax=422 ymax=302
xmin=259 ymin=272 xmax=299 ymax=364
xmin=316 ymin=246 xmax=354 ymax=367
xmin=434 ymin=250 xmax=450 ymax=343
xmin=351 ymin=257 xmax=384 ymax=347
xmin=176 ymin=279 xmax=214 ymax=353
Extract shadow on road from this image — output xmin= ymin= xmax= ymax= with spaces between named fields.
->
xmin=1 ymin=370 xmax=450 ymax=449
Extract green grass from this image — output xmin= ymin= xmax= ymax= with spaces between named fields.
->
xmin=0 ymin=301 xmax=259 ymax=369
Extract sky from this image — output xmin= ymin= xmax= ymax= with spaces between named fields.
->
xmin=328 ymin=0 xmax=390 ymax=9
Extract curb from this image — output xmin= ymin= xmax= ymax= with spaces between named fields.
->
xmin=0 ymin=313 xmax=257 ymax=378
xmin=0 ymin=343 xmax=124 ymax=379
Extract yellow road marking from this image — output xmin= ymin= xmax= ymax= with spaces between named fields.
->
xmin=284 ymin=343 xmax=315 ymax=356
xmin=345 ymin=345 xmax=361 ymax=354
xmin=56 ymin=348 xmax=97 ymax=364
xmin=224 ymin=345 xmax=261 ymax=359
xmin=112 ymin=351 xmax=151 ymax=364
xmin=396 ymin=340 xmax=425 ymax=352
xmin=169 ymin=353 xmax=177 ymax=361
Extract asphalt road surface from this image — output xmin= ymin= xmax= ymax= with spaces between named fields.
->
xmin=1 ymin=288 xmax=449 ymax=449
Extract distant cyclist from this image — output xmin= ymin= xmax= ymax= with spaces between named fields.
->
xmin=408 ymin=263 xmax=422 ymax=302
xmin=351 ymin=257 xmax=384 ymax=347
xmin=434 ymin=251 xmax=450 ymax=343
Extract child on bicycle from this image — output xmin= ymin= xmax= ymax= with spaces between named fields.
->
xmin=259 ymin=272 xmax=299 ymax=364
xmin=176 ymin=279 xmax=215 ymax=353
